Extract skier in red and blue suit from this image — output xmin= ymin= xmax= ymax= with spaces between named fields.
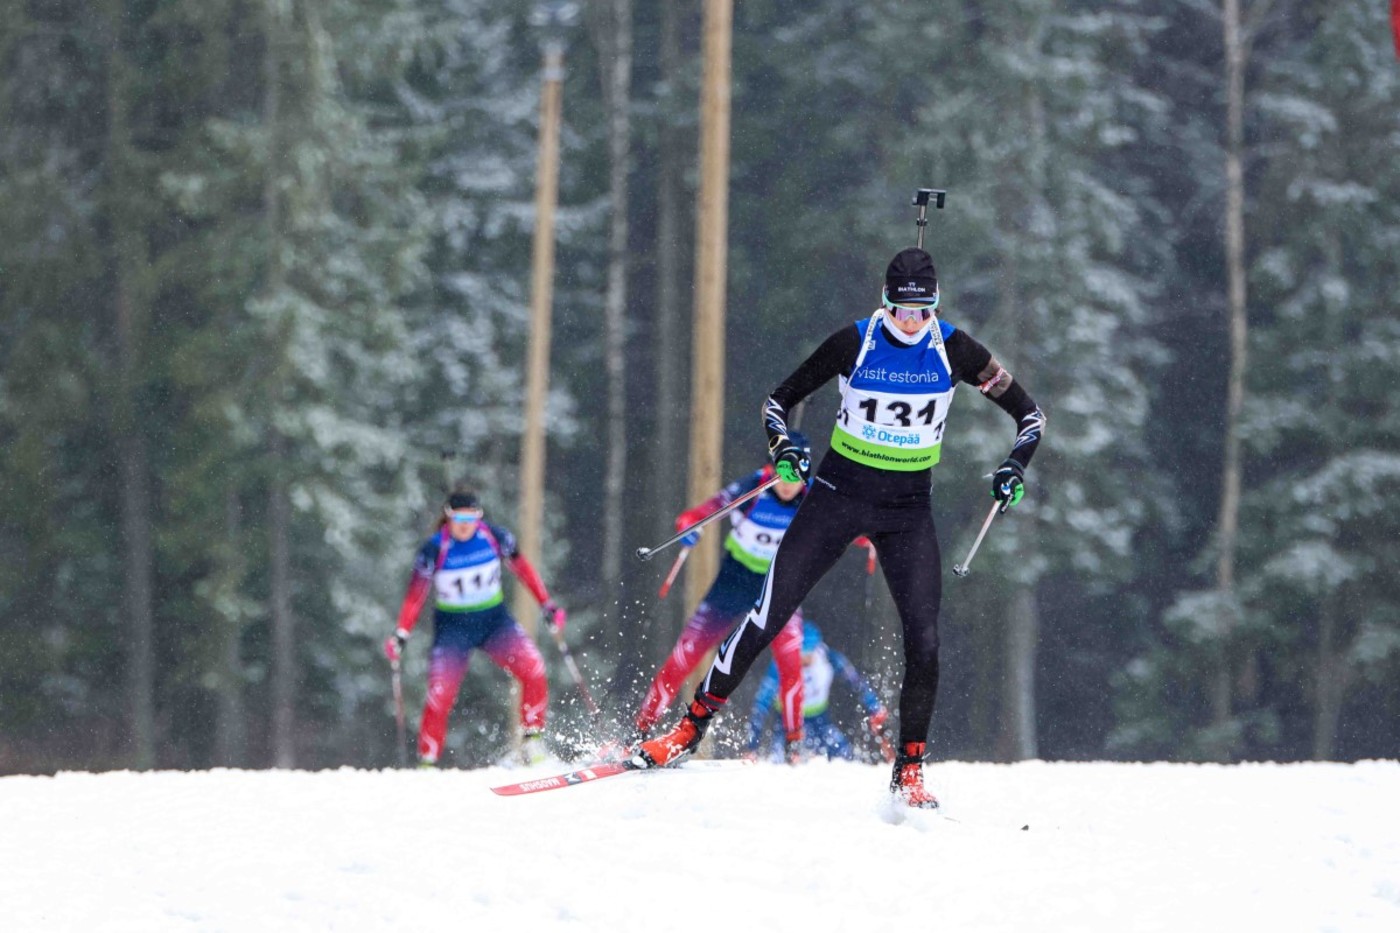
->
xmin=634 ymin=458 xmax=806 ymax=757
xmin=384 ymin=490 xmax=566 ymax=766
xmin=634 ymin=433 xmax=865 ymax=760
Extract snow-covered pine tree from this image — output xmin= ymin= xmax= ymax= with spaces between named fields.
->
xmin=869 ymin=0 xmax=1170 ymax=759
xmin=1234 ymin=1 xmax=1400 ymax=760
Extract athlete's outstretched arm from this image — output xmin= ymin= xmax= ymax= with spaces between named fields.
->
xmin=945 ymin=330 xmax=1046 ymax=470
xmin=676 ymin=468 xmax=770 ymax=529
xmin=762 ymin=324 xmax=861 ymax=458
xmin=394 ymin=537 xmax=442 ymax=636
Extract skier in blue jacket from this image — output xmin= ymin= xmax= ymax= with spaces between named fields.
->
xmin=745 ymin=619 xmax=890 ymax=763
xmin=634 ymin=451 xmax=812 ymax=755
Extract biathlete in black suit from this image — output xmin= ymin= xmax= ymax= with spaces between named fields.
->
xmin=632 ymin=247 xmax=1045 ymax=809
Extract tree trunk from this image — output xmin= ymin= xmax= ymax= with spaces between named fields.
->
xmin=976 ymin=174 xmax=1025 ymax=758
xmin=1311 ymin=595 xmax=1350 ymax=760
xmin=967 ymin=598 xmax=1001 ymax=756
xmin=1310 ymin=224 xmax=1350 ymax=762
xmin=117 ymin=340 xmax=156 ymax=770
xmin=600 ymin=0 xmax=634 ymax=620
xmin=513 ymin=33 xmax=565 ymax=639
xmin=105 ymin=16 xmax=157 ymax=771
xmin=992 ymin=48 xmax=1049 ymax=763
xmin=269 ymin=434 xmax=297 ymax=767
xmin=264 ymin=0 xmax=296 ymax=769
xmin=681 ymin=0 xmax=733 ymax=707
xmin=1211 ymin=0 xmax=1250 ymax=751
xmin=998 ymin=587 xmax=1040 ymax=761
xmin=213 ymin=488 xmax=248 ymax=766
xmin=648 ymin=0 xmax=690 ymax=651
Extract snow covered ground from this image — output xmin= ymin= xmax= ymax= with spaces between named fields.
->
xmin=2 ymin=758 xmax=1397 ymax=931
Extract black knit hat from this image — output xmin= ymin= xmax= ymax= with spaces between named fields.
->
xmin=884 ymin=248 xmax=939 ymax=305
xmin=447 ymin=490 xmax=481 ymax=511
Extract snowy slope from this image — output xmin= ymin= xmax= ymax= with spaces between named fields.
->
xmin=1 ymin=759 xmax=1397 ymax=931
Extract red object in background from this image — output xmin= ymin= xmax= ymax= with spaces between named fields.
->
xmin=1394 ymin=1 xmax=1400 ymax=59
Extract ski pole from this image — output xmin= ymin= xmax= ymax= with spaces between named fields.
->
xmin=952 ymin=501 xmax=1001 ymax=578
xmin=635 ymin=475 xmax=781 ymax=561
xmin=657 ymin=545 xmax=692 ymax=599
xmin=390 ymin=657 xmax=407 ymax=766
xmin=546 ymin=618 xmax=601 ymax=717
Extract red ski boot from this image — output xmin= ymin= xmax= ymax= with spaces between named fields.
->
xmin=632 ymin=694 xmax=722 ymax=769
xmin=890 ymin=741 xmax=940 ymax=810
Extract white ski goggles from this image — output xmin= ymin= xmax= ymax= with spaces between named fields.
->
xmin=882 ymin=288 xmax=939 ymax=322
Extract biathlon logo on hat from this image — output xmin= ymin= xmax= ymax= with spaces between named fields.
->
xmin=883 ymin=247 xmax=939 ymax=307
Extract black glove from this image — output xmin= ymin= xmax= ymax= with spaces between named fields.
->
xmin=772 ymin=439 xmax=811 ymax=484
xmin=991 ymin=459 xmax=1025 ymax=511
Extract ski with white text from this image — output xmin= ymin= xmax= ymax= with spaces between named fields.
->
xmin=490 ymin=760 xmax=638 ymax=796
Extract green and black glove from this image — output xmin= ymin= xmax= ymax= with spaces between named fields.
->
xmin=991 ymin=459 xmax=1025 ymax=511
xmin=773 ymin=439 xmax=811 ymax=484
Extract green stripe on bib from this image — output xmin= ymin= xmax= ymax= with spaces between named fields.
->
xmin=831 ymin=424 xmax=942 ymax=471
xmin=436 ymin=591 xmax=505 ymax=613
xmin=724 ymin=533 xmax=774 ymax=574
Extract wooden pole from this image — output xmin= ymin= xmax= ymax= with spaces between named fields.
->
xmin=515 ymin=39 xmax=566 ymax=637
xmin=1210 ymin=0 xmax=1249 ymax=755
xmin=682 ymin=0 xmax=733 ymax=696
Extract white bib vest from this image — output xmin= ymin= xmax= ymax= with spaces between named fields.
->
xmin=830 ymin=313 xmax=958 ymax=471
xmin=433 ymin=533 xmax=504 ymax=612
xmin=723 ymin=490 xmax=797 ymax=574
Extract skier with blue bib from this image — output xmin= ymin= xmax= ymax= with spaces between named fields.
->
xmin=384 ymin=490 xmax=567 ymax=767
xmin=745 ymin=619 xmax=890 ymax=763
xmin=632 ymin=442 xmax=814 ymax=760
xmin=633 ymin=247 xmax=1046 ymax=809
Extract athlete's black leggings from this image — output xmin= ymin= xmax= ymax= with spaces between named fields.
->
xmin=701 ymin=478 xmax=942 ymax=746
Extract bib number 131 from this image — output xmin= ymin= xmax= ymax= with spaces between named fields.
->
xmin=846 ymin=397 xmax=938 ymax=427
